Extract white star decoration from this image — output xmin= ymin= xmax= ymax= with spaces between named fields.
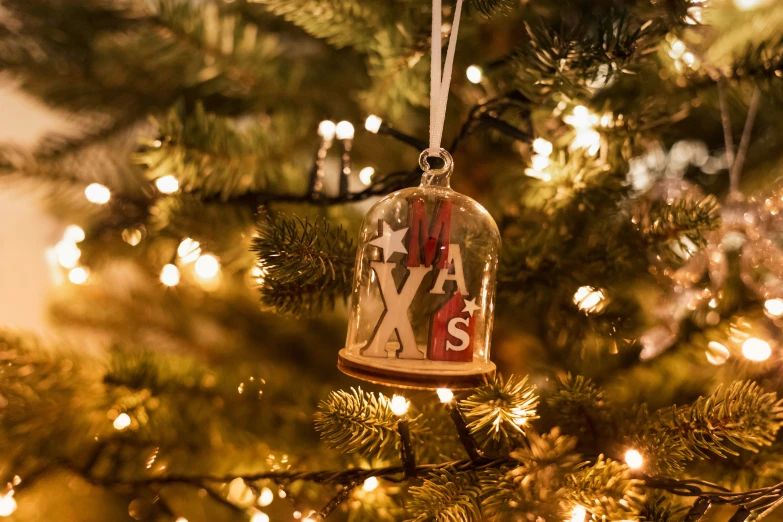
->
xmin=462 ymin=298 xmax=480 ymax=317
xmin=369 ymin=221 xmax=408 ymax=262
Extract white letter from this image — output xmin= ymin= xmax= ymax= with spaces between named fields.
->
xmin=445 ymin=317 xmax=470 ymax=351
xmin=361 ymin=262 xmax=432 ymax=359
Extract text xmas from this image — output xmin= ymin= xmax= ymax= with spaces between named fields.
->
xmin=361 ymin=197 xmax=480 ymax=362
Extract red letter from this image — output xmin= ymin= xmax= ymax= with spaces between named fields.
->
xmin=406 ymin=197 xmax=452 ymax=268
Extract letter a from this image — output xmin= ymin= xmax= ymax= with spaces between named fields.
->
xmin=361 ymin=262 xmax=432 ymax=359
xmin=431 ymin=244 xmax=468 ymax=295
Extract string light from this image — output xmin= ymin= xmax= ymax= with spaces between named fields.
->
xmin=531 ymin=154 xmax=551 ymax=171
xmin=573 ymin=286 xmax=606 ymax=312
xmin=742 ymin=338 xmax=772 ymax=361
xmin=335 ymin=121 xmax=355 ymax=140
xmin=194 ymin=254 xmax=220 ymax=281
xmin=177 ymin=238 xmax=201 ymax=263
xmin=466 ymin=65 xmax=483 ymax=84
xmin=706 ymin=341 xmax=730 ymax=365
xmin=175 ymin=518 xmax=188 ymax=522
xmin=365 ymin=115 xmax=382 ymax=134
xmin=564 ymin=106 xmax=601 ymax=156
xmin=113 ymin=413 xmax=131 ymax=430
xmin=155 ymin=175 xmax=179 ymax=194
xmin=258 ymin=487 xmax=274 ymax=507
xmin=64 ymin=224 xmax=85 ymax=243
xmin=764 ymin=298 xmax=783 ymax=318
xmin=317 ymin=120 xmax=336 ymax=140
xmin=362 ymin=476 xmax=380 ymax=492
xmin=359 ymin=167 xmax=375 ymax=186
xmin=68 ymin=267 xmax=90 ymax=285
xmin=624 ymin=449 xmax=644 ymax=469
xmin=0 ymin=491 xmax=17 ymax=517
xmin=569 ymin=505 xmax=587 ymax=522
xmin=160 ymin=264 xmax=180 ymax=287
xmin=55 ymin=240 xmax=81 ymax=268
xmin=84 ymin=183 xmax=111 ymax=204
xmin=734 ymin=0 xmax=771 ymax=10
xmin=390 ymin=395 xmax=409 ymax=416
xmin=436 ymin=388 xmax=454 ymax=403
xmin=532 ymin=138 xmax=553 ymax=156
xmin=250 ymin=512 xmax=270 ymax=522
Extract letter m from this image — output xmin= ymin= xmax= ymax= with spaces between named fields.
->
xmin=406 ymin=197 xmax=453 ymax=269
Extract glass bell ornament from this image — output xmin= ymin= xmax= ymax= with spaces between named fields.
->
xmin=339 ymin=149 xmax=500 ymax=389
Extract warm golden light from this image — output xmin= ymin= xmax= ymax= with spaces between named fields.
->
xmin=362 ymin=476 xmax=380 ymax=492
xmin=569 ymin=505 xmax=587 ymax=522
xmin=194 ymin=254 xmax=220 ymax=282
xmin=531 ymin=154 xmax=551 ymax=171
xmin=160 ymin=264 xmax=180 ymax=287
xmin=250 ymin=512 xmax=270 ymax=522
xmin=175 ymin=518 xmax=188 ymax=522
xmin=0 ymin=492 xmax=17 ymax=517
xmin=734 ymin=0 xmax=772 ymax=10
xmin=55 ymin=240 xmax=81 ymax=268
xmin=532 ymin=138 xmax=553 ymax=156
xmin=573 ymin=286 xmax=606 ymax=312
xmin=64 ymin=224 xmax=85 ymax=243
xmin=764 ymin=298 xmax=783 ymax=318
xmin=390 ymin=395 xmax=409 ymax=416
xmin=155 ymin=175 xmax=180 ymax=194
xmin=364 ymin=115 xmax=382 ymax=133
xmin=624 ymin=449 xmax=644 ymax=469
xmin=84 ymin=183 xmax=111 ymax=204
xmin=113 ymin=413 xmax=131 ymax=430
xmin=68 ymin=267 xmax=90 ymax=285
xmin=742 ymin=338 xmax=772 ymax=361
xmin=335 ymin=121 xmax=355 ymax=140
xmin=359 ymin=167 xmax=375 ymax=186
xmin=177 ymin=238 xmax=201 ymax=263
xmin=706 ymin=341 xmax=730 ymax=365
xmin=436 ymin=388 xmax=454 ymax=403
xmin=258 ymin=487 xmax=274 ymax=507
xmin=466 ymin=65 xmax=483 ymax=84
xmin=318 ymin=120 xmax=336 ymax=140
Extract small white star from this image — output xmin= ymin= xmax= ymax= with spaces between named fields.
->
xmin=369 ymin=221 xmax=408 ymax=262
xmin=462 ymin=298 xmax=480 ymax=317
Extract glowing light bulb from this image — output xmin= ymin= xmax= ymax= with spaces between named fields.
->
xmin=624 ymin=449 xmax=644 ymax=469
xmin=390 ymin=395 xmax=409 ymax=416
xmin=734 ymin=0 xmax=771 ymax=10
xmin=55 ymin=240 xmax=81 ymax=268
xmin=572 ymin=128 xmax=601 ymax=156
xmin=303 ymin=516 xmax=317 ymax=522
xmin=68 ymin=267 xmax=90 ymax=285
xmin=258 ymin=487 xmax=274 ymax=507
xmin=742 ymin=338 xmax=772 ymax=361
xmin=365 ymin=115 xmax=382 ymax=133
xmin=113 ymin=413 xmax=131 ymax=430
xmin=531 ymin=154 xmax=550 ymax=171
xmin=194 ymin=254 xmax=220 ymax=281
xmin=251 ymin=512 xmax=270 ymax=522
xmin=567 ymin=106 xmax=592 ymax=129
xmin=569 ymin=505 xmax=587 ymax=522
xmin=175 ymin=518 xmax=188 ymax=522
xmin=160 ymin=264 xmax=180 ymax=286
xmin=573 ymin=286 xmax=606 ymax=312
xmin=466 ymin=65 xmax=483 ymax=84
xmin=155 ymin=175 xmax=179 ymax=194
xmin=318 ymin=120 xmax=336 ymax=140
xmin=0 ymin=492 xmax=17 ymax=517
xmin=764 ymin=298 xmax=783 ymax=318
xmin=177 ymin=238 xmax=201 ymax=263
xmin=84 ymin=183 xmax=111 ymax=204
xmin=362 ymin=476 xmax=380 ymax=492
xmin=335 ymin=121 xmax=355 ymax=140
xmin=532 ymin=138 xmax=553 ymax=156
xmin=706 ymin=341 xmax=730 ymax=365
xmin=436 ymin=388 xmax=454 ymax=403
xmin=64 ymin=224 xmax=85 ymax=243
xmin=524 ymin=168 xmax=551 ymax=182
xmin=359 ymin=167 xmax=375 ymax=186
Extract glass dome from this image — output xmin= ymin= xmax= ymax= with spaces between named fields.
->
xmin=339 ymin=150 xmax=500 ymax=389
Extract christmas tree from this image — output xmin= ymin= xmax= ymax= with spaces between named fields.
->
xmin=3 ymin=0 xmax=783 ymax=520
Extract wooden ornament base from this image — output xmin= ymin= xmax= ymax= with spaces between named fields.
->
xmin=337 ymin=348 xmax=496 ymax=390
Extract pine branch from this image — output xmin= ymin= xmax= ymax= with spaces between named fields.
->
xmin=545 ymin=375 xmax=611 ymax=442
xmin=406 ymin=468 xmax=482 ymax=522
xmin=566 ymin=456 xmax=645 ymax=521
xmin=459 ymin=375 xmax=539 ymax=450
xmin=313 ymin=388 xmax=425 ymax=460
xmin=252 ymin=213 xmax=355 ymax=316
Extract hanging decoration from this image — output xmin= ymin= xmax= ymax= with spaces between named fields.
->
xmin=338 ymin=0 xmax=500 ymax=388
